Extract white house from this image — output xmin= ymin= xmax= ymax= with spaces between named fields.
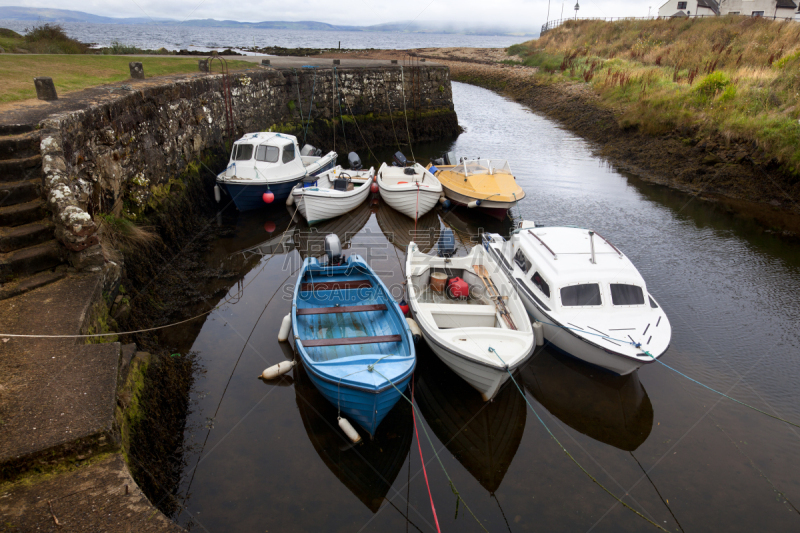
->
xmin=658 ymin=0 xmax=797 ymax=17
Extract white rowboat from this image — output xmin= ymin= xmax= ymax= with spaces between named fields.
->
xmin=377 ymin=163 xmax=442 ymax=220
xmin=292 ymin=166 xmax=374 ymax=225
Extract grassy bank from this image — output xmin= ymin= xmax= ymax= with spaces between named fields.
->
xmin=509 ymin=17 xmax=800 ymax=176
xmin=0 ymin=55 xmax=252 ymax=103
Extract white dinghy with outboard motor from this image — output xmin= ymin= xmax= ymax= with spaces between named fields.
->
xmin=405 ymin=235 xmax=536 ymax=401
xmin=377 ymin=152 xmax=443 ymax=220
xmin=484 ymin=221 xmax=672 ymax=375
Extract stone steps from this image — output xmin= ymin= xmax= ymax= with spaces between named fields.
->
xmin=0 ymin=220 xmax=55 ymax=253
xmin=0 ymin=198 xmax=48 ymax=227
xmin=0 ymin=239 xmax=64 ymax=280
xmin=0 ymin=178 xmax=41 ymax=206
xmin=0 ymin=154 xmax=42 ymax=182
xmin=0 ymin=131 xmax=41 ymax=160
xmin=0 ymin=269 xmax=66 ymax=301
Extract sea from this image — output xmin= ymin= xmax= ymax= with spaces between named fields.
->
xmin=0 ymin=20 xmax=529 ymax=52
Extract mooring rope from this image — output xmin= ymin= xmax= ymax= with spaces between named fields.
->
xmin=487 ymin=347 xmax=670 ymax=532
xmin=333 ymin=67 xmax=349 ymax=153
xmin=303 ymin=68 xmax=317 ymax=146
xmin=399 ymin=66 xmax=416 ymax=163
xmin=411 ymin=377 xmax=442 ymax=533
xmin=372 ymin=367 xmax=489 ymax=532
xmin=382 ymin=70 xmax=404 ymax=154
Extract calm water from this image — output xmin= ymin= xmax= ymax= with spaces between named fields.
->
xmin=0 ymin=21 xmax=525 ymax=52
xmin=156 ymin=82 xmax=800 ymax=532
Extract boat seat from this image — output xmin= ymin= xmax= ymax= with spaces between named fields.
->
xmin=301 ymin=334 xmax=402 ymax=347
xmin=296 ymin=304 xmax=387 ymax=315
xmin=300 ymin=280 xmax=372 ymax=291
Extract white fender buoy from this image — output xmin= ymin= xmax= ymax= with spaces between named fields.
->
xmin=286 ymin=192 xmax=294 ymax=206
xmin=214 ymin=185 xmax=221 ymax=203
xmin=468 ymin=199 xmax=482 ymax=209
xmin=532 ymin=321 xmax=544 ymax=346
xmin=259 ymin=360 xmax=295 ymax=380
xmin=278 ymin=314 xmax=292 ymax=342
xmin=338 ymin=416 xmax=362 ymax=443
xmin=406 ymin=318 xmax=422 ymax=343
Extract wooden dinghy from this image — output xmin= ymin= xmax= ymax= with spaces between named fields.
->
xmin=292 ymin=237 xmax=416 ymax=436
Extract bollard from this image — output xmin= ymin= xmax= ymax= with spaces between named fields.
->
xmin=390 ymin=59 xmax=398 ymax=64
xmin=198 ymin=59 xmax=209 ymax=72
xmin=129 ymin=62 xmax=144 ymax=79
xmin=333 ymin=59 xmax=340 ymax=65
xmin=261 ymin=59 xmax=271 ymax=66
xmin=33 ymin=77 xmax=58 ymax=101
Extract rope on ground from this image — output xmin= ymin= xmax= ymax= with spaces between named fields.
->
xmin=400 ymin=66 xmax=416 ymax=163
xmin=373 ymin=368 xmax=489 ymax=532
xmin=2 ymin=204 xmax=301 ymax=340
xmin=487 ymin=346 xmax=671 ymax=532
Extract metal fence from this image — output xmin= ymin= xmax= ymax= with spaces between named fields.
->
xmin=540 ymin=13 xmax=798 ymax=36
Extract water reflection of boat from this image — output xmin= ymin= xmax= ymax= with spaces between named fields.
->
xmin=293 ymin=363 xmax=413 ymax=513
xmin=414 ymin=349 xmax=526 ymax=493
xmin=375 ymin=204 xmax=441 ymax=254
xmin=521 ymin=350 xmax=653 ymax=451
xmin=439 ymin=206 xmax=513 ymax=250
xmin=293 ymin=200 xmax=372 ymax=260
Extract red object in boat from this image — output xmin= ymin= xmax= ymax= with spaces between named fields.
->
xmin=262 ymin=191 xmax=275 ymax=204
xmin=399 ymin=299 xmax=410 ymax=315
xmin=446 ymin=277 xmax=469 ymax=299
xmin=263 ymin=221 xmax=276 ymax=233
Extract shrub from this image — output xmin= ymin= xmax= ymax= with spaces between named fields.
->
xmin=22 ymin=23 xmax=87 ymax=54
xmin=102 ymin=40 xmax=142 ymax=55
xmin=694 ymin=71 xmax=730 ymax=97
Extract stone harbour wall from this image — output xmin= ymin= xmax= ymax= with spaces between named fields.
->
xmin=37 ymin=65 xmax=458 ymax=269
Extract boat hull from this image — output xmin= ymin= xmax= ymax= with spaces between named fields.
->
xmin=443 ymin=187 xmax=518 ymax=220
xmin=294 ymin=179 xmax=372 ymax=225
xmin=379 ymin=186 xmax=441 ymax=220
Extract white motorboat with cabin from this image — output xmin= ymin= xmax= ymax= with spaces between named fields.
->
xmin=405 ymin=239 xmax=535 ymax=401
xmin=377 ymin=152 xmax=443 ymax=220
xmin=484 ymin=221 xmax=671 ymax=375
xmin=215 ymin=132 xmax=336 ymax=211
xmin=291 ymin=164 xmax=374 ymax=225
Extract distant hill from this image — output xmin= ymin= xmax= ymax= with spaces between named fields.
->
xmin=0 ymin=6 xmax=533 ymax=36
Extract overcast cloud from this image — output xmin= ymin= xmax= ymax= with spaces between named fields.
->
xmin=1 ymin=0 xmax=657 ymax=32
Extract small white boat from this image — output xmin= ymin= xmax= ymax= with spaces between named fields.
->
xmin=377 ymin=161 xmax=442 ymax=220
xmin=484 ymin=221 xmax=672 ymax=375
xmin=405 ymin=241 xmax=535 ymax=401
xmin=291 ymin=166 xmax=374 ymax=225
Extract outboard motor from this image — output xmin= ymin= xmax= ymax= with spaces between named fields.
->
xmin=444 ymin=151 xmax=458 ymax=166
xmin=301 ymin=144 xmax=323 ymax=157
xmin=348 ymin=152 xmax=362 ymax=170
xmin=393 ymin=151 xmax=408 ymax=167
xmin=432 ymin=157 xmax=445 ymax=166
xmin=437 ymin=229 xmax=456 ymax=258
xmin=324 ymin=234 xmax=344 ymax=265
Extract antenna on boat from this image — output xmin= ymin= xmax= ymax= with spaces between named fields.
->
xmin=589 ymin=231 xmax=596 ymax=264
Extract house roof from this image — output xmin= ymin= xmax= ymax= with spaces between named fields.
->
xmin=696 ymin=0 xmax=720 ymax=14
xmin=776 ymin=0 xmax=797 ymax=8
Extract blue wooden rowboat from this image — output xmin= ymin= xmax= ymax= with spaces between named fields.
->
xmin=292 ymin=250 xmax=415 ymax=437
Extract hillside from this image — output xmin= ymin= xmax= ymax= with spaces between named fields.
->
xmin=507 ymin=17 xmax=800 ymax=178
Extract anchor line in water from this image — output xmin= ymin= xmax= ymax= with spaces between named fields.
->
xmin=373 ymin=368 xmax=489 ymax=532
xmin=411 ymin=376 xmax=441 ymax=533
xmin=629 ymin=452 xmax=686 ymax=533
xmin=487 ymin=347 xmax=670 ymax=532
xmin=491 ymin=492 xmax=514 ymax=533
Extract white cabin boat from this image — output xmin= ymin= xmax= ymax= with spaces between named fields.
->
xmin=215 ymin=132 xmax=336 ymax=211
xmin=405 ymin=242 xmax=535 ymax=401
xmin=484 ymin=221 xmax=671 ymax=375
xmin=291 ymin=166 xmax=374 ymax=225
xmin=377 ymin=163 xmax=442 ymax=220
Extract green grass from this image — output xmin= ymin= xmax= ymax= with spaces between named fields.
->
xmin=0 ymin=55 xmax=253 ymax=103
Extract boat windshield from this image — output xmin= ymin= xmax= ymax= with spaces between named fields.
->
xmin=560 ymin=284 xmax=602 ymax=306
xmin=232 ymin=144 xmax=254 ymax=161
xmin=458 ymin=159 xmax=512 ymax=177
xmin=255 ymin=145 xmax=280 ymax=163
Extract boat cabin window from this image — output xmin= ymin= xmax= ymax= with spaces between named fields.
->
xmin=255 ymin=145 xmax=280 ymax=163
xmin=282 ymin=144 xmax=296 ymax=163
xmin=514 ymin=249 xmax=531 ymax=273
xmin=531 ymin=271 xmax=550 ymax=298
xmin=649 ymin=295 xmax=659 ymax=308
xmin=610 ymin=284 xmax=645 ymax=305
xmin=560 ymin=284 xmax=601 ymax=306
xmin=232 ymin=144 xmax=254 ymax=161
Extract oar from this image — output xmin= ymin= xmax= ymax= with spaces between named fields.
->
xmin=473 ymin=265 xmax=517 ymax=330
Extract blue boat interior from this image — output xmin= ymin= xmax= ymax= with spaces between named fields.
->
xmin=294 ymin=258 xmax=414 ymax=390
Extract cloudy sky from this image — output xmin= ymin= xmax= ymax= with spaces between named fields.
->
xmin=1 ymin=0 xmax=657 ymax=30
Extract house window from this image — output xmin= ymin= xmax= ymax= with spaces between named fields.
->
xmin=610 ymin=284 xmax=645 ymax=305
xmin=728 ymin=11 xmax=739 ymax=14
xmin=514 ymin=249 xmax=531 ymax=273
xmin=560 ymin=284 xmax=602 ymax=306
xmin=531 ymin=271 xmax=550 ymax=298
xmin=255 ymin=145 xmax=280 ymax=163
xmin=282 ymin=144 xmax=296 ymax=163
xmin=677 ymin=1 xmax=687 ymax=9
xmin=751 ymin=10 xmax=764 ymax=16
xmin=233 ymin=144 xmax=254 ymax=161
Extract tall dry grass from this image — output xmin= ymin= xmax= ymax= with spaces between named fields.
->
xmin=509 ymin=17 xmax=800 ymax=174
